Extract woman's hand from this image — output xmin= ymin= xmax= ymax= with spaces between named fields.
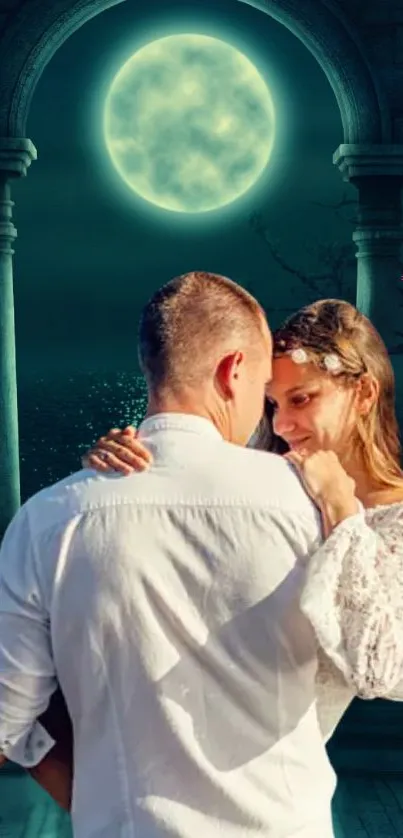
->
xmin=82 ymin=426 xmax=152 ymax=475
xmin=285 ymin=449 xmax=359 ymax=536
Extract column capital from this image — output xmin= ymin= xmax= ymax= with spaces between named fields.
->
xmin=333 ymin=144 xmax=403 ymax=182
xmin=0 ymin=138 xmax=37 ymax=179
xmin=333 ymin=145 xmax=403 ymax=345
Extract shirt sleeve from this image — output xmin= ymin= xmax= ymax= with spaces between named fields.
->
xmin=0 ymin=503 xmax=57 ymax=767
xmin=300 ymin=505 xmax=403 ymax=699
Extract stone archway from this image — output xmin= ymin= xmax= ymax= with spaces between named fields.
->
xmin=0 ymin=0 xmax=388 ymax=140
xmin=0 ymin=0 xmax=402 ymax=537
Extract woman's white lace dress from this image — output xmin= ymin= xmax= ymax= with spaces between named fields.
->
xmin=302 ymin=502 xmax=403 ymax=741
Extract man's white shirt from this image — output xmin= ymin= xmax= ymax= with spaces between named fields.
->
xmin=0 ymin=414 xmax=336 ymax=837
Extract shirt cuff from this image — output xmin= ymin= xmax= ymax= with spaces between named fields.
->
xmin=0 ymin=721 xmax=55 ymax=768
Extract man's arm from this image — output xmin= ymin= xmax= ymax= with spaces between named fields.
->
xmin=28 ymin=739 xmax=72 ymax=811
xmin=0 ymin=691 xmax=73 ymax=811
xmin=0 ymin=505 xmax=62 ymax=779
xmin=27 ymin=688 xmax=73 ymax=810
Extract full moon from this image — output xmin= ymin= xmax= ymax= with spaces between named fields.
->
xmin=103 ymin=34 xmax=275 ymax=213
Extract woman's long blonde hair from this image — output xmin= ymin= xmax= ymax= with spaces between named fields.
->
xmin=258 ymin=299 xmax=403 ymax=489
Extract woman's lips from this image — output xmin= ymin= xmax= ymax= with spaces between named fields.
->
xmin=288 ymin=437 xmax=310 ymax=450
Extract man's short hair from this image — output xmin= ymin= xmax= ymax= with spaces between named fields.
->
xmin=138 ymin=271 xmax=267 ymax=392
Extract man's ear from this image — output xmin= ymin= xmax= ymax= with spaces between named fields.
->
xmin=355 ymin=373 xmax=379 ymax=416
xmin=215 ymin=351 xmax=244 ymax=399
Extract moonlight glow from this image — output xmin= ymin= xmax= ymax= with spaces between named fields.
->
xmin=103 ymin=34 xmax=276 ymax=213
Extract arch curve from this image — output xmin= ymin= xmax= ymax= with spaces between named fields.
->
xmin=0 ymin=0 xmax=389 ymax=142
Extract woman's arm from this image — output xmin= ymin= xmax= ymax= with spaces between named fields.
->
xmin=285 ymin=449 xmax=359 ymax=537
xmin=301 ymin=504 xmax=403 ymax=699
xmin=286 ymin=449 xmax=403 ymax=698
xmin=82 ymin=426 xmax=152 ymax=474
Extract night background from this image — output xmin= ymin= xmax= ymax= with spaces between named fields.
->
xmin=3 ymin=2 xmax=403 ymax=835
xmin=12 ymin=0 xmax=357 ymax=500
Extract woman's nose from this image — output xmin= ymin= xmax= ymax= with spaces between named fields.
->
xmin=273 ymin=410 xmax=296 ymax=437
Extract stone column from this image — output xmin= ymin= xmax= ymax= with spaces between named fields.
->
xmin=0 ymin=138 xmax=36 ymax=540
xmin=333 ymin=145 xmax=403 ymax=348
xmin=332 ymin=145 xmax=403 ymax=773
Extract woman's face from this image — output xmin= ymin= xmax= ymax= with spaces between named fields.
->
xmin=267 ymin=356 xmax=359 ymax=457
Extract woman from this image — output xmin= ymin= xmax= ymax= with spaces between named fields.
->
xmin=83 ymin=298 xmax=403 ymax=740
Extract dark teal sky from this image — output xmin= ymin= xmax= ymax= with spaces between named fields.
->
xmin=13 ymin=0 xmax=355 ymax=378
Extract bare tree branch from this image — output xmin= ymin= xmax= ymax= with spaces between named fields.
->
xmin=311 ymin=191 xmax=357 ymax=225
xmin=249 ymin=211 xmax=355 ymax=299
xmin=249 ymin=212 xmax=330 ymax=293
xmin=311 ymin=192 xmax=356 ymax=211
xmin=250 ymin=203 xmax=403 ymax=344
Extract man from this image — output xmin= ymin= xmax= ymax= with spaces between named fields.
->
xmin=0 ymin=272 xmax=335 ymax=837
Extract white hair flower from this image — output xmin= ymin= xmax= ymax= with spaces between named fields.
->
xmin=290 ymin=348 xmax=309 ymax=365
xmin=323 ymin=353 xmax=343 ymax=374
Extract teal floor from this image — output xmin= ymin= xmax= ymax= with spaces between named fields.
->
xmin=2 ymin=767 xmax=403 ymax=837
xmin=0 ymin=766 xmax=71 ymax=837
xmin=334 ymin=776 xmax=403 ymax=837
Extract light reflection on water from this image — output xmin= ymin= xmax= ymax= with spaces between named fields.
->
xmin=18 ymin=371 xmax=147 ymax=501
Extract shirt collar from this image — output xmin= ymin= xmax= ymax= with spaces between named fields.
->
xmin=138 ymin=413 xmax=223 ymax=441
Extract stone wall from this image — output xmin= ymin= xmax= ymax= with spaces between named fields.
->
xmin=336 ymin=0 xmax=403 ymax=140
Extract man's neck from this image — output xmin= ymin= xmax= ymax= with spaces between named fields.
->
xmin=146 ymin=404 xmax=210 ymax=421
xmin=146 ymin=395 xmax=217 ymax=429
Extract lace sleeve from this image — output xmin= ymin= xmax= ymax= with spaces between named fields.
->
xmin=300 ymin=504 xmax=403 ymax=699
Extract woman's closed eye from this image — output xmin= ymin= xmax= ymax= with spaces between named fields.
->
xmin=290 ymin=393 xmax=311 ymax=408
xmin=266 ymin=392 xmax=316 ymax=413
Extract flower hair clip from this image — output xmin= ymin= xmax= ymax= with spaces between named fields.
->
xmin=322 ymin=353 xmax=343 ymax=374
xmin=290 ymin=348 xmax=309 ymax=365
xmin=289 ymin=347 xmax=343 ymax=375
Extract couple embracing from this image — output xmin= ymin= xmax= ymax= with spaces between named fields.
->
xmin=1 ymin=271 xmax=403 ymax=838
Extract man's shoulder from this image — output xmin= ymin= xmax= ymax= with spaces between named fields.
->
xmin=220 ymin=443 xmax=286 ymax=473
xmin=22 ymin=444 xmax=317 ymax=536
xmin=218 ymin=442 xmax=293 ymax=484
xmin=27 ymin=468 xmax=105 ymax=504
xmin=24 ymin=469 xmax=121 ymax=534
xmin=202 ymin=441 xmax=317 ymax=517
